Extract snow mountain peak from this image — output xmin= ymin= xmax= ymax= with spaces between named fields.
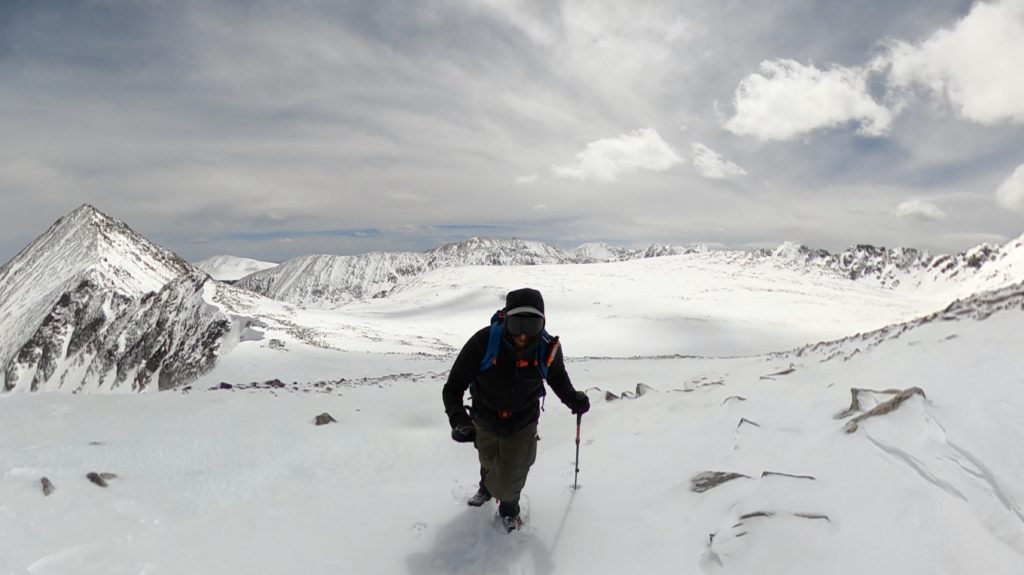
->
xmin=1 ymin=206 xmax=229 ymax=393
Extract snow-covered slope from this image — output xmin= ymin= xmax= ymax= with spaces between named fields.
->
xmin=3 ymin=256 xmax=1023 ymax=574
xmin=0 ymin=206 xmax=240 ymax=392
xmin=424 ymin=237 xmax=574 ymax=266
xmin=570 ymin=242 xmax=704 ymax=262
xmin=234 ymin=238 xmax=578 ymax=308
xmin=194 ymin=255 xmax=277 ymax=282
xmin=234 ymin=252 xmax=430 ymax=308
xmin=0 ymin=206 xmax=194 ymax=386
xmin=5 ymin=271 xmax=236 ymax=392
xmin=765 ymin=235 xmax=1024 ymax=297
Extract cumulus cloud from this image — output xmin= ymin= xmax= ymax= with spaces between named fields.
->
xmin=691 ymin=143 xmax=747 ymax=179
xmin=895 ymin=199 xmax=947 ymax=221
xmin=516 ymin=174 xmax=539 ymax=184
xmin=724 ymin=59 xmax=893 ymax=141
xmin=551 ymin=129 xmax=683 ymax=183
xmin=996 ymin=164 xmax=1024 ymax=213
xmin=886 ymin=0 xmax=1024 ymax=125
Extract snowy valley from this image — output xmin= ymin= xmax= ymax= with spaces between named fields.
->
xmin=2 ymin=205 xmax=1024 ymax=574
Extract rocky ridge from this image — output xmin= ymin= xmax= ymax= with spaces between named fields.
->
xmin=0 ymin=206 xmax=236 ymax=392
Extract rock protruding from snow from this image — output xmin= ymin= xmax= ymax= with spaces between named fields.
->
xmin=86 ymin=472 xmax=118 ymax=488
xmin=839 ymin=387 xmax=927 ymax=433
xmin=314 ymin=412 xmax=337 ymax=426
xmin=691 ymin=471 xmax=750 ymax=493
xmin=194 ymin=255 xmax=277 ymax=282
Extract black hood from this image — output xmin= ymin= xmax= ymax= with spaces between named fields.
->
xmin=505 ymin=287 xmax=544 ymax=317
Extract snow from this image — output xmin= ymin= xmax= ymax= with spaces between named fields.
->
xmin=0 ymin=205 xmax=192 ymax=385
xmin=193 ymin=255 xmax=277 ymax=282
xmin=3 ymin=207 xmax=1024 ymax=574
xmin=4 ymin=261 xmax=1024 ymax=574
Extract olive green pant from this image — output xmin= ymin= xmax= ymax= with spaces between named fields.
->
xmin=474 ymin=421 xmax=538 ymax=504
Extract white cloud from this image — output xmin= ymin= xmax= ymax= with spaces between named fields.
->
xmin=532 ymin=203 xmax=548 ymax=212
xmin=724 ymin=59 xmax=893 ymax=141
xmin=551 ymin=129 xmax=683 ymax=183
xmin=895 ymin=199 xmax=947 ymax=221
xmin=996 ymin=164 xmax=1024 ymax=213
xmin=691 ymin=143 xmax=747 ymax=180
xmin=886 ymin=0 xmax=1024 ymax=125
xmin=516 ymin=174 xmax=539 ymax=184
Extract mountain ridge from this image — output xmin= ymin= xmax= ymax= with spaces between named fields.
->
xmin=233 ymin=234 xmax=1024 ymax=309
xmin=0 ymin=205 xmax=234 ymax=392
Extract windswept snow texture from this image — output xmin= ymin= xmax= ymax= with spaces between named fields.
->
xmin=2 ymin=276 xmax=1023 ymax=574
xmin=194 ymin=255 xmax=277 ymax=282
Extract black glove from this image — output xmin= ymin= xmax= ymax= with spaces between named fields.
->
xmin=448 ymin=408 xmax=475 ymax=443
xmin=451 ymin=425 xmax=475 ymax=443
xmin=569 ymin=390 xmax=590 ymax=415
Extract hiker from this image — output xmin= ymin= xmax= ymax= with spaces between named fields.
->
xmin=443 ymin=287 xmax=590 ymax=531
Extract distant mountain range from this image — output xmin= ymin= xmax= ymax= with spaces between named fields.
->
xmin=233 ymin=235 xmax=1024 ymax=309
xmin=194 ymin=255 xmax=278 ymax=282
xmin=231 ymin=238 xmax=712 ymax=307
xmin=1 ymin=204 xmax=1022 ymax=392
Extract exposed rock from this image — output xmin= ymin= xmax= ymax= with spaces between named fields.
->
xmin=41 ymin=477 xmax=56 ymax=496
xmin=604 ymin=391 xmax=619 ymax=401
xmin=759 ymin=364 xmax=796 ymax=379
xmin=0 ymin=205 xmax=205 ymax=392
xmin=739 ymin=511 xmax=775 ymax=520
xmin=691 ymin=471 xmax=750 ymax=493
xmin=794 ymin=513 xmax=831 ymax=522
xmin=839 ymin=387 xmax=926 ymax=433
xmin=86 ymin=471 xmax=118 ymax=487
xmin=737 ymin=418 xmax=760 ymax=429
xmin=722 ymin=395 xmax=747 ymax=404
xmin=635 ymin=383 xmax=654 ymax=397
xmin=315 ymin=412 xmax=337 ymax=426
xmin=761 ymin=471 xmax=816 ymax=481
xmin=5 ymin=271 xmax=233 ymax=392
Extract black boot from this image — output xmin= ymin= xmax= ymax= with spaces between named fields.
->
xmin=498 ymin=501 xmax=522 ymax=532
xmin=467 ymin=486 xmax=492 ymax=507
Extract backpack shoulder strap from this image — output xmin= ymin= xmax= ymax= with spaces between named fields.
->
xmin=479 ymin=309 xmax=506 ymax=372
xmin=538 ymin=332 xmax=558 ymax=379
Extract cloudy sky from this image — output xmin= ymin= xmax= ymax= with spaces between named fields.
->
xmin=2 ymin=0 xmax=1023 ymax=263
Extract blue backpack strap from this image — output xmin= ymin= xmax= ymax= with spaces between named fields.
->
xmin=479 ymin=309 xmax=506 ymax=371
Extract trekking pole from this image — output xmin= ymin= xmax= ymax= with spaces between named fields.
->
xmin=573 ymin=412 xmax=583 ymax=490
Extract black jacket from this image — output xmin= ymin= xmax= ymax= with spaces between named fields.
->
xmin=443 ymin=326 xmax=579 ymax=436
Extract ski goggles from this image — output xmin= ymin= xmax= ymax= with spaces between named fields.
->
xmin=505 ymin=314 xmax=545 ymax=337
